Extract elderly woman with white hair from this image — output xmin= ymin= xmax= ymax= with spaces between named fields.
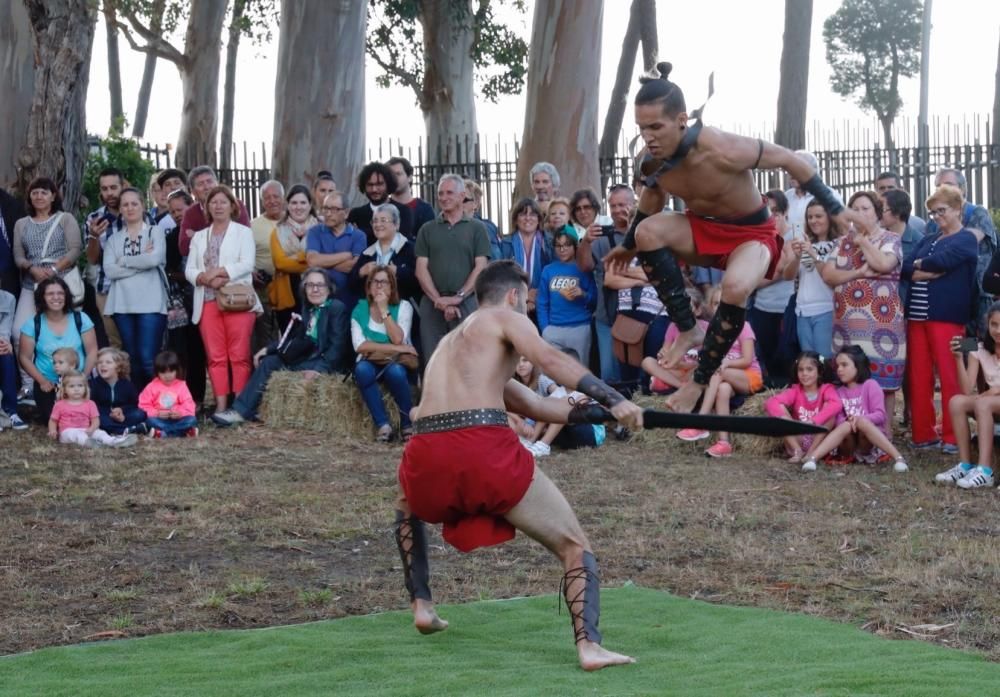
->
xmin=348 ymin=203 xmax=418 ymax=302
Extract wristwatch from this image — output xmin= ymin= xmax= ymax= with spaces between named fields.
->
xmin=381 ymin=311 xmax=390 ymax=320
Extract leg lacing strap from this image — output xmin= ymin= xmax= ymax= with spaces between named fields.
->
xmin=394 ymin=510 xmax=432 ymax=602
xmin=558 ymin=550 xmax=602 ymax=644
xmin=694 ymin=301 xmax=747 ymax=385
xmin=638 ymin=248 xmax=696 ymax=332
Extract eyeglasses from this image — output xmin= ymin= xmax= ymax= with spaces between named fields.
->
xmin=371 ymin=278 xmax=390 ymax=286
xmin=608 ymin=183 xmax=632 ymax=193
xmin=517 ymin=210 xmax=539 ymax=217
xmin=573 ymin=203 xmax=595 ymax=212
xmin=463 ymin=197 xmax=474 ymax=203
xmin=304 ymin=282 xmax=328 ymax=291
xmin=928 ymin=207 xmax=950 ymax=217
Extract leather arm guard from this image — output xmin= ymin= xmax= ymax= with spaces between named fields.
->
xmin=801 ymin=174 xmax=845 ymax=216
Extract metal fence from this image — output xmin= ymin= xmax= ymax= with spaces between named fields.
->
xmin=136 ymin=114 xmax=1000 ymax=231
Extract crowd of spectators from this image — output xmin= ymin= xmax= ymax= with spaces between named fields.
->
xmin=0 ymin=156 xmax=998 ymax=488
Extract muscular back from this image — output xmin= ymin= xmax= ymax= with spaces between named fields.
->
xmin=416 ymin=304 xmax=589 ymax=420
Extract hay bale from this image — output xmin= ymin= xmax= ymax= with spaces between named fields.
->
xmin=260 ymin=371 xmax=408 ymax=438
xmin=628 ymin=389 xmax=784 ymax=458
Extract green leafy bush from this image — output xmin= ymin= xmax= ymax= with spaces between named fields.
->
xmin=82 ymin=127 xmax=156 ymax=215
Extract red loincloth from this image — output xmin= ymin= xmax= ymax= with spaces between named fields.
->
xmin=686 ymin=207 xmax=784 ymax=279
xmin=398 ymin=425 xmax=535 ymax=553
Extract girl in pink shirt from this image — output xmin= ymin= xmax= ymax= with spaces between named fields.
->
xmin=764 ymin=351 xmax=841 ymax=463
xmin=48 ymin=372 xmax=136 ymax=448
xmin=940 ymin=302 xmax=1000 ymax=489
xmin=799 ymin=347 xmax=908 ymax=473
xmin=644 ymin=287 xmax=708 ymax=394
xmin=139 ymin=350 xmax=199 ymax=438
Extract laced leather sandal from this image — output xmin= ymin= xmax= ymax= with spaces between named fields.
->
xmin=560 ymin=550 xmax=603 ymax=644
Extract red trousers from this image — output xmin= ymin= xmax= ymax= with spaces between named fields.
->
xmin=906 ymin=320 xmax=963 ymax=444
xmin=198 ymin=301 xmax=255 ymax=398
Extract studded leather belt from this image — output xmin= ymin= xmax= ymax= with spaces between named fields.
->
xmin=412 ymin=408 xmax=509 ymax=434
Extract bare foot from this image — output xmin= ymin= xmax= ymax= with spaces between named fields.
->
xmin=664 ymin=380 xmax=705 ymax=413
xmin=661 ymin=325 xmax=705 ymax=369
xmin=577 ymin=640 xmax=636 ymax=671
xmin=412 ymin=599 xmax=448 ymax=634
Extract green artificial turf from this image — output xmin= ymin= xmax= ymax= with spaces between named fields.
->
xmin=1 ymin=585 xmax=996 ymax=696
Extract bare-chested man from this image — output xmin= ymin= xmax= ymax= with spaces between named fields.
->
xmin=395 ymin=259 xmax=642 ymax=671
xmin=606 ymin=62 xmax=857 ymax=413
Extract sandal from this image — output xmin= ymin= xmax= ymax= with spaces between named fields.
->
xmin=376 ymin=425 xmax=393 ymax=443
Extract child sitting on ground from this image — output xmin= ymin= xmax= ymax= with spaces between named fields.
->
xmin=765 ymin=351 xmax=841 ymax=463
xmin=938 ymin=301 xmax=1000 ymax=489
xmin=509 ymin=354 xmax=605 ymax=457
xmin=643 ymin=287 xmax=707 ymax=394
xmin=799 ymin=346 xmax=908 ymax=473
xmin=675 ymin=285 xmax=764 ymax=458
xmin=139 ymin=350 xmax=198 ymax=438
xmin=90 ymin=348 xmax=148 ymax=436
xmin=48 ymin=371 xmax=137 ymax=448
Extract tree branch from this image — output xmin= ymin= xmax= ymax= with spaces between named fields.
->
xmin=365 ymin=35 xmax=421 ymax=96
xmin=117 ymin=8 xmax=186 ymax=66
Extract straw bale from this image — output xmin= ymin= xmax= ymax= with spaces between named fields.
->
xmin=260 ymin=371 xmax=407 ymax=438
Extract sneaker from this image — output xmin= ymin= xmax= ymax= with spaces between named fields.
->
xmin=9 ymin=414 xmax=29 ymax=431
xmin=893 ymin=458 xmax=909 ymax=473
xmin=111 ymin=434 xmax=138 ymax=448
xmin=801 ymin=459 xmax=818 ymax=472
xmin=911 ymin=439 xmax=941 ymax=450
xmin=186 ymin=427 xmax=199 ymax=438
xmin=705 ymin=440 xmax=733 ymax=458
xmin=935 ymin=463 xmax=972 ymax=485
xmin=148 ymin=428 xmax=163 ymax=439
xmin=529 ymin=441 xmax=551 ymax=457
xmin=83 ymin=437 xmax=101 ymax=448
xmin=941 ymin=443 xmax=959 ymax=456
xmin=127 ymin=422 xmax=149 ymax=436
xmin=211 ymin=409 xmax=245 ymax=427
xmin=17 ymin=388 xmax=35 ymax=406
xmin=957 ymin=466 xmax=995 ymax=489
xmin=677 ymin=428 xmax=710 ymax=442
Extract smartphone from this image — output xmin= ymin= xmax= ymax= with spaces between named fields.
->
xmin=958 ymin=337 xmax=979 ymax=353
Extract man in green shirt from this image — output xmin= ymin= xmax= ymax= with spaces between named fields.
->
xmin=414 ymin=174 xmax=491 ymax=362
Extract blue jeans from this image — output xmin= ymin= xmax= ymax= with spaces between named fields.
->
xmin=100 ymin=406 xmax=148 ymax=435
xmin=594 ymin=320 xmax=620 ymax=382
xmin=0 ymin=353 xmax=16 ymax=416
xmin=114 ymin=313 xmax=167 ymax=389
xmin=232 ymin=355 xmax=327 ymax=419
xmin=147 ymin=415 xmax=198 ymax=437
xmin=354 ymin=360 xmax=414 ymax=429
xmin=796 ymin=311 xmax=834 ymax=357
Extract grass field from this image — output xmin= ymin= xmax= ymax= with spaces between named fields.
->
xmin=2 ymin=413 xmax=999 ymax=687
xmin=3 ymin=586 xmax=999 ymax=696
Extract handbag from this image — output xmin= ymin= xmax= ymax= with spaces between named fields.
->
xmin=611 ymin=286 xmax=649 ymax=367
xmin=363 ymin=344 xmax=420 ymax=372
xmin=158 ymin=269 xmax=190 ymax=329
xmin=215 ymin=283 xmax=257 ymax=312
xmin=274 ymin=314 xmax=318 ymax=365
xmin=40 ymin=213 xmax=85 ymax=306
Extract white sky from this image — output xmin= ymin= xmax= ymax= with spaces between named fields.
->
xmin=86 ymin=0 xmax=1000 ymax=158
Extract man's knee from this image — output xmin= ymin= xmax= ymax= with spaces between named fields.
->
xmin=635 ymin=214 xmax=683 ymax=251
xmin=719 ymin=274 xmax=755 ymax=305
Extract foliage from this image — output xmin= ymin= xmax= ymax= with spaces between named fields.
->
xmin=823 ymin=0 xmax=922 ymax=123
xmin=366 ymin=0 xmax=529 ymax=105
xmin=991 ymin=208 xmax=1000 ymax=236
xmin=82 ymin=127 xmax=156 ymax=212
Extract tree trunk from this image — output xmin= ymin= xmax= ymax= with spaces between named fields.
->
xmin=0 ymin=0 xmax=36 ymax=188
xmin=516 ymin=0 xmax=604 ymax=199
xmin=991 ymin=29 xmax=1000 ymax=209
xmin=419 ymin=0 xmax=477 ymax=168
xmin=636 ymin=0 xmax=657 ymax=72
xmin=18 ymin=0 xmax=97 ymax=214
xmin=598 ymin=0 xmax=642 ymax=160
xmin=219 ymin=0 xmax=246 ymax=173
xmin=879 ymin=114 xmax=898 ymax=171
xmin=271 ymin=0 xmax=366 ymax=204
xmin=174 ymin=0 xmax=227 ymax=169
xmin=773 ymin=0 xmax=813 ymax=150
xmin=131 ymin=0 xmax=164 ymax=139
xmin=916 ymin=0 xmax=932 ymax=214
xmin=103 ymin=0 xmax=124 ymax=127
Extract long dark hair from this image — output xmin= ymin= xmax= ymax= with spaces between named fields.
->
xmin=834 ymin=345 xmax=871 ymax=385
xmin=25 ymin=177 xmax=63 ymax=216
xmin=983 ymin=301 xmax=1000 ymax=355
xmin=283 ymin=184 xmax=316 ymax=222
xmin=33 ymin=276 xmax=73 ymax=316
xmin=791 ymin=350 xmax=834 ymax=387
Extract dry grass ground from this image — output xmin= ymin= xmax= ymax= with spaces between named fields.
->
xmin=2 ymin=417 xmax=999 ymax=659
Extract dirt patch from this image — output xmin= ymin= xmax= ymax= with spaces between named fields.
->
xmin=2 ymin=421 xmax=999 ymax=658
